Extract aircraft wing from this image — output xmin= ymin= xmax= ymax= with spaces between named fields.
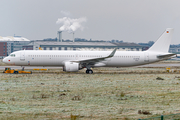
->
xmin=157 ymin=53 xmax=176 ymax=59
xmin=71 ymin=48 xmax=117 ymax=66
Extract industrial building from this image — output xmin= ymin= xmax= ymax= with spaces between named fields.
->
xmin=23 ymin=41 xmax=143 ymax=51
xmin=0 ymin=31 xmax=143 ymax=58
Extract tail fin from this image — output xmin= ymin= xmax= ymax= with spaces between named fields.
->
xmin=147 ymin=28 xmax=174 ymax=53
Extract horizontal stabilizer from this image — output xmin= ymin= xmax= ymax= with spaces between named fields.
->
xmin=157 ymin=53 xmax=176 ymax=59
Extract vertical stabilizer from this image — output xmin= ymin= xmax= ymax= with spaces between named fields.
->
xmin=147 ymin=28 xmax=174 ymax=53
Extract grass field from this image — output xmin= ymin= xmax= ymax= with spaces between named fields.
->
xmin=1 ymin=59 xmax=180 ymax=119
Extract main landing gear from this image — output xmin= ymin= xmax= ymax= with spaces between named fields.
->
xmin=86 ymin=69 xmax=93 ymax=74
xmin=22 ymin=67 xmax=25 ymax=71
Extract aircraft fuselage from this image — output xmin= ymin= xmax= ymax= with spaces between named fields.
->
xmin=3 ymin=50 xmax=165 ymax=67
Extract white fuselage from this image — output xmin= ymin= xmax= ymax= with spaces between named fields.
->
xmin=3 ymin=50 xmax=165 ymax=67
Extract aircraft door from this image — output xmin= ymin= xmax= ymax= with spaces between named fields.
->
xmin=20 ymin=51 xmax=25 ymax=61
xmin=144 ymin=52 xmax=149 ymax=62
xmin=75 ymin=54 xmax=78 ymax=60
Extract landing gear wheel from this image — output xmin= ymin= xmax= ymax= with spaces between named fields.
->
xmin=86 ymin=70 xmax=93 ymax=74
xmin=89 ymin=70 xmax=93 ymax=74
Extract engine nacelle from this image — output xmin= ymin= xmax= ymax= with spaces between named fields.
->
xmin=63 ymin=62 xmax=80 ymax=72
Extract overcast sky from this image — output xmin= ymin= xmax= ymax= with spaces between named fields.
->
xmin=1 ymin=0 xmax=180 ymax=44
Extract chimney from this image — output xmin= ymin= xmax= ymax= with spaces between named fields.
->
xmin=57 ymin=31 xmax=62 ymax=42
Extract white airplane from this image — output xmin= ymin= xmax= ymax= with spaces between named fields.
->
xmin=3 ymin=28 xmax=176 ymax=74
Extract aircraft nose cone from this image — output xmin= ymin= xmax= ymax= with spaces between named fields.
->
xmin=3 ymin=57 xmax=14 ymax=65
xmin=2 ymin=58 xmax=6 ymax=63
xmin=3 ymin=57 xmax=8 ymax=63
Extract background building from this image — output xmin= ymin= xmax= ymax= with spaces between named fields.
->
xmin=0 ymin=42 xmax=7 ymax=58
xmin=169 ymin=45 xmax=180 ymax=53
xmin=23 ymin=41 xmax=143 ymax=51
xmin=0 ymin=36 xmax=30 ymax=57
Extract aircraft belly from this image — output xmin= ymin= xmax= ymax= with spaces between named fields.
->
xmin=107 ymin=58 xmax=145 ymax=67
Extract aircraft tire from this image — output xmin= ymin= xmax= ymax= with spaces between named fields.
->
xmin=86 ymin=70 xmax=93 ymax=74
xmin=89 ymin=70 xmax=93 ymax=74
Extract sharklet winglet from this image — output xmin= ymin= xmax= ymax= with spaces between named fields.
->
xmin=106 ymin=48 xmax=117 ymax=58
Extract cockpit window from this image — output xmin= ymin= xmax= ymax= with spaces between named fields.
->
xmin=10 ymin=54 xmax=15 ymax=57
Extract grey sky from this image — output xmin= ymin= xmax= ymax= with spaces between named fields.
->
xmin=1 ymin=0 xmax=180 ymax=44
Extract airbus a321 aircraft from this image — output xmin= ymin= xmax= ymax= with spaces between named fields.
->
xmin=3 ymin=28 xmax=176 ymax=74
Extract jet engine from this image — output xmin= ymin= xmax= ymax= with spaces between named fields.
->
xmin=63 ymin=62 xmax=82 ymax=72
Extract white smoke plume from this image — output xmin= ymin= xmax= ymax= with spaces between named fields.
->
xmin=56 ymin=16 xmax=87 ymax=33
